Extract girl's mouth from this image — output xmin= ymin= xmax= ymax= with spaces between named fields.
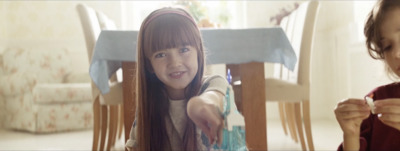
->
xmin=169 ymin=71 xmax=185 ymax=79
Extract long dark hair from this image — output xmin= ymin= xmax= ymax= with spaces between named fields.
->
xmin=136 ymin=7 xmax=205 ymax=150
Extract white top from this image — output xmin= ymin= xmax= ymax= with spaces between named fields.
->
xmin=126 ymin=75 xmax=228 ymax=150
xmin=168 ymin=99 xmax=187 ymax=139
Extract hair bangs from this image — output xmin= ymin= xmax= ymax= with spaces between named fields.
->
xmin=143 ymin=14 xmax=201 ymax=58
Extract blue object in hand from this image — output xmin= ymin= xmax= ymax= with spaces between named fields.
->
xmin=204 ymin=69 xmax=247 ymax=151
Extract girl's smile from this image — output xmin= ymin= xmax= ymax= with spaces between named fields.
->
xmin=169 ymin=71 xmax=186 ymax=79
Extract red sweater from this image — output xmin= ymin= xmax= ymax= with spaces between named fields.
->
xmin=338 ymin=82 xmax=400 ymax=151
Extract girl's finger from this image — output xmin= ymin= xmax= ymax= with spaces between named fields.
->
xmin=207 ymin=105 xmax=224 ymax=142
xmin=336 ymin=103 xmax=370 ymax=112
xmin=336 ymin=111 xmax=370 ymax=120
xmin=338 ymin=98 xmax=366 ymax=105
xmin=375 ymin=106 xmax=400 ymax=114
xmin=194 ymin=120 xmax=212 ymax=140
xmin=378 ymin=113 xmax=400 ymax=123
xmin=208 ymin=117 xmax=222 ymax=143
xmin=375 ymin=98 xmax=400 ymax=106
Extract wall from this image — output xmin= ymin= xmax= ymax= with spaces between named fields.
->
xmin=305 ymin=1 xmax=387 ymax=120
xmin=311 ymin=1 xmax=356 ymax=120
xmin=315 ymin=1 xmax=392 ymax=121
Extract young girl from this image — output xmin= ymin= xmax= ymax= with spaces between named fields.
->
xmin=125 ymin=7 xmax=231 ymax=150
xmin=334 ymin=0 xmax=400 ymax=150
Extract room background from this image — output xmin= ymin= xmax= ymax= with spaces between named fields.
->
xmin=0 ymin=0 xmax=391 ymax=129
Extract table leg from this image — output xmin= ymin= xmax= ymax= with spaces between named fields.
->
xmin=239 ymin=62 xmax=267 ymax=150
xmin=226 ymin=64 xmax=243 ymax=113
xmin=122 ymin=62 xmax=137 ymax=151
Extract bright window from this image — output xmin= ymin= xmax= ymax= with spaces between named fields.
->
xmin=120 ymin=1 xmax=243 ymax=30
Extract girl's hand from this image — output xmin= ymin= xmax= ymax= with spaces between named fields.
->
xmin=334 ymin=98 xmax=371 ymax=135
xmin=374 ymin=98 xmax=400 ymax=131
xmin=187 ymin=91 xmax=224 ymax=146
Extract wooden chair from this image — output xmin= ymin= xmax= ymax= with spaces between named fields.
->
xmin=274 ymin=3 xmax=303 ymax=146
xmin=76 ymin=3 xmax=123 ymax=151
xmin=95 ymin=10 xmax=125 ymax=151
xmin=265 ymin=1 xmax=319 ymax=151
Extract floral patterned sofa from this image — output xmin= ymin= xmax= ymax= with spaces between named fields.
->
xmin=0 ymin=47 xmax=93 ymax=133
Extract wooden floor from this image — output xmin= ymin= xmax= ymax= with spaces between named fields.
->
xmin=0 ymin=119 xmax=342 ymax=151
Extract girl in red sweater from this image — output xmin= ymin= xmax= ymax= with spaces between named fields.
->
xmin=334 ymin=0 xmax=400 ymax=150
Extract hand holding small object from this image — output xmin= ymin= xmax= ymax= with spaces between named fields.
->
xmin=373 ymin=98 xmax=400 ymax=131
xmin=187 ymin=91 xmax=224 ymax=146
xmin=334 ymin=98 xmax=371 ymax=135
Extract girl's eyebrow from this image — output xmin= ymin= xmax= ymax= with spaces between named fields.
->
xmin=176 ymin=45 xmax=190 ymax=49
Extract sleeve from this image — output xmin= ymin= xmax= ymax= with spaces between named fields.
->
xmin=125 ymin=119 xmax=137 ymax=151
xmin=200 ymin=75 xmax=229 ymax=95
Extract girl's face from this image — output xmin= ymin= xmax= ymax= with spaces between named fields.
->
xmin=149 ymin=45 xmax=198 ymax=100
xmin=380 ymin=8 xmax=400 ymax=77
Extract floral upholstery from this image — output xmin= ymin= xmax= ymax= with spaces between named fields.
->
xmin=0 ymin=47 xmax=93 ymax=133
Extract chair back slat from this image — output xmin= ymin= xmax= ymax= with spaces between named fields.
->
xmin=278 ymin=1 xmax=320 ymax=85
xmin=76 ymin=3 xmax=101 ymax=63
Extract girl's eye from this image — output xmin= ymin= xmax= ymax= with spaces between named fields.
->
xmin=154 ymin=53 xmax=166 ymax=58
xmin=180 ymin=47 xmax=190 ymax=53
xmin=383 ymin=45 xmax=392 ymax=51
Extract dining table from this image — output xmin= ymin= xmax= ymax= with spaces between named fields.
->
xmin=90 ymin=27 xmax=297 ymax=150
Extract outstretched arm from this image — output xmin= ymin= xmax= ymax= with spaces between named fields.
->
xmin=187 ymin=90 xmax=225 ymax=146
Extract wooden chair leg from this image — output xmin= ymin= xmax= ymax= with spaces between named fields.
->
xmin=118 ymin=104 xmax=124 ymax=140
xmin=285 ymin=103 xmax=298 ymax=143
xmin=303 ymin=100 xmax=314 ymax=151
xmin=92 ymin=96 xmax=100 ymax=151
xmin=294 ymin=102 xmax=306 ymax=151
xmin=111 ymin=106 xmax=119 ymax=148
xmin=100 ymin=105 xmax=108 ymax=151
xmin=107 ymin=106 xmax=117 ymax=151
xmin=278 ymin=102 xmax=288 ymax=135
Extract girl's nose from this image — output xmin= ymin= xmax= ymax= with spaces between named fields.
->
xmin=396 ymin=50 xmax=400 ymax=59
xmin=394 ymin=45 xmax=400 ymax=59
xmin=168 ymin=53 xmax=183 ymax=67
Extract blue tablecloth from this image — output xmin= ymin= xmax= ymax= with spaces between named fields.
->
xmin=90 ymin=27 xmax=297 ymax=94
